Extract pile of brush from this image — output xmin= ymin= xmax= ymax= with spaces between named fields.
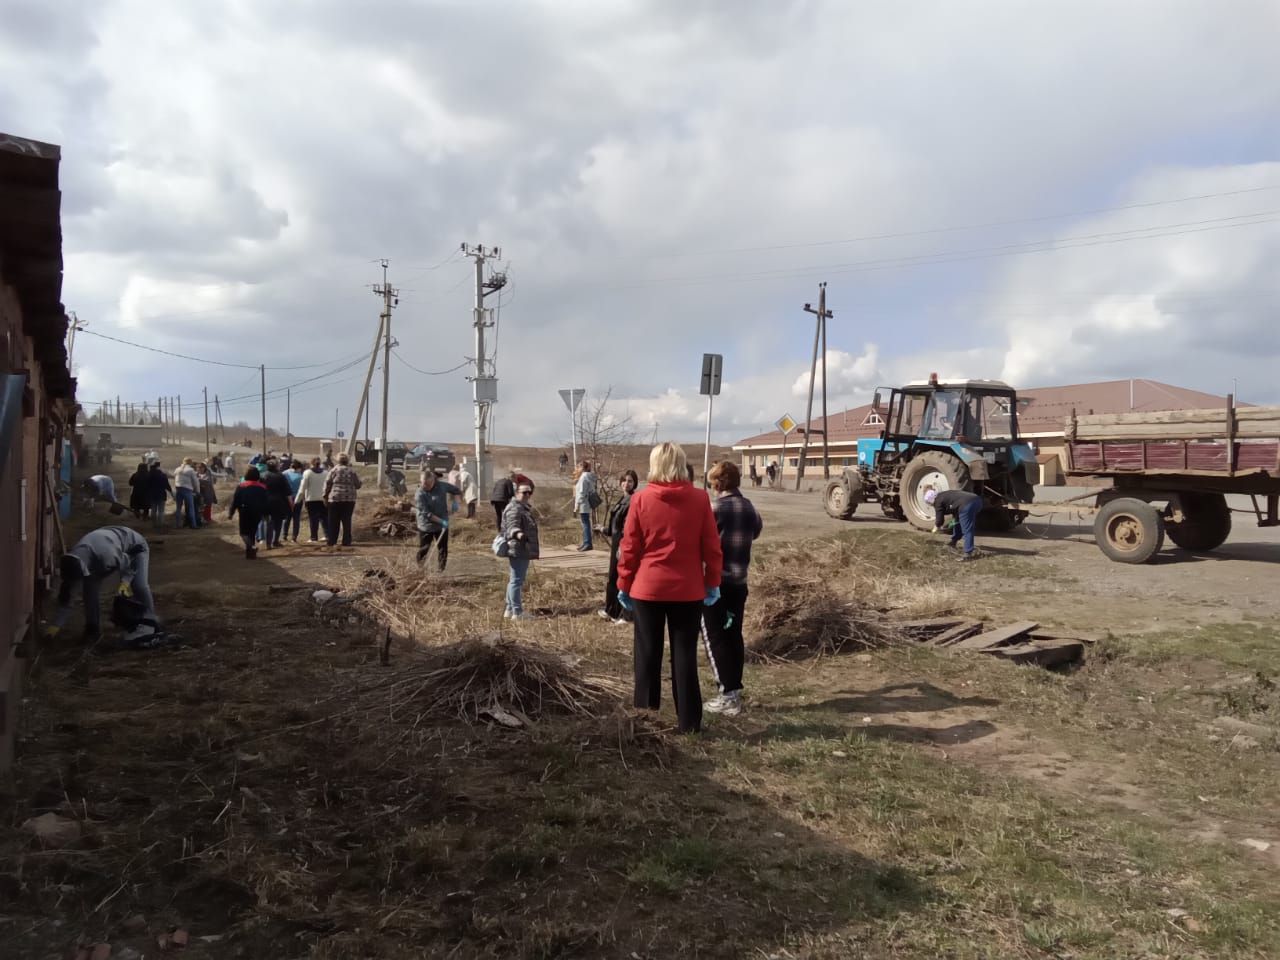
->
xmin=381 ymin=633 xmax=627 ymax=727
xmin=370 ymin=496 xmax=414 ymax=538
xmin=748 ymin=573 xmax=903 ymax=660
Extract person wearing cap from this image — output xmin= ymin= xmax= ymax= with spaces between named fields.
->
xmin=414 ymin=469 xmax=463 ymax=571
xmin=501 ymin=480 xmax=540 ymax=619
xmin=925 ymin=487 xmax=984 ymax=561
xmin=49 ymin=526 xmax=158 ymax=644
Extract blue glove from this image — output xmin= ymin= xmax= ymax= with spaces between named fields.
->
xmin=703 ymin=586 xmax=721 ymax=607
xmin=618 ymin=591 xmax=634 ymax=612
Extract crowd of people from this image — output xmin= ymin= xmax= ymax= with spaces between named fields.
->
xmin=59 ymin=441 xmax=774 ymax=732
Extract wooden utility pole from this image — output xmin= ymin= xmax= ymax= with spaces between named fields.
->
xmin=286 ymin=388 xmax=291 ymax=450
xmin=203 ymin=387 xmax=211 ymax=462
xmin=347 ymin=314 xmax=385 ymax=458
xmin=177 ymin=394 xmax=182 ymax=445
xmin=214 ymin=395 xmax=224 ymax=442
xmin=796 ymin=283 xmax=832 ymax=490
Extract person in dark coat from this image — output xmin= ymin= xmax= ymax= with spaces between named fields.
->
xmin=228 ymin=467 xmax=271 ymax=559
xmin=490 ymin=469 xmax=516 ymax=530
xmin=259 ymin=459 xmax=295 ymax=549
xmin=599 ymin=469 xmax=639 ymax=624
xmin=146 ymin=462 xmax=173 ymax=531
xmin=128 ymin=461 xmax=150 ymax=518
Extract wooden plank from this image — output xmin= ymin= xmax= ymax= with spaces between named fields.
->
xmin=931 ymin=621 xmax=983 ymax=646
xmin=897 ymin=616 xmax=968 ymax=633
xmin=985 ymin=638 xmax=1084 ymax=668
xmin=1072 ymin=420 xmax=1280 ymax=441
xmin=952 ymin=620 xmax=1038 ymax=651
xmin=1029 ymin=631 xmax=1099 ymax=645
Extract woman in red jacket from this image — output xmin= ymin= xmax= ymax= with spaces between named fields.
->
xmin=616 ymin=442 xmax=723 ymax=733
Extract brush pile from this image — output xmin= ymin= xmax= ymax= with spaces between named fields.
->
xmin=380 ymin=633 xmax=627 ymax=726
xmin=745 ymin=535 xmax=958 ymax=661
xmin=370 ymin=496 xmax=414 ymax=538
xmin=748 ymin=573 xmax=903 ymax=660
xmin=326 ymin=559 xmax=492 ymax=642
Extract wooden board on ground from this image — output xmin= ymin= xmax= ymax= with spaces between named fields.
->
xmin=931 ymin=621 xmax=984 ymax=646
xmin=520 ymin=547 xmax=610 ymax=573
xmin=984 ymin=638 xmax=1084 ymax=668
xmin=1030 ymin=631 xmax=1099 ymax=645
xmin=951 ymin=620 xmax=1038 ymax=652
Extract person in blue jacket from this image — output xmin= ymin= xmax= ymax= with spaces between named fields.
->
xmin=414 ymin=470 xmax=462 ymax=571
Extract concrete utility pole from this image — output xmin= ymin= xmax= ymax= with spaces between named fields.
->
xmin=177 ymin=394 xmax=182 ymax=445
xmin=797 ymin=282 xmax=833 ymax=490
xmin=65 ymin=312 xmax=83 ymax=371
xmin=373 ymin=260 xmax=397 ymax=487
xmin=286 ymin=388 xmax=291 ymax=450
xmin=203 ymin=387 xmax=210 ymax=462
xmin=260 ymin=365 xmax=267 ymax=456
xmin=462 ymin=243 xmax=507 ymax=497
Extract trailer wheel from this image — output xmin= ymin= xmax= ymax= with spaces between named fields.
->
xmin=824 ymin=478 xmax=858 ymax=520
xmin=1095 ymin=497 xmax=1164 ymax=563
xmin=1166 ymin=493 xmax=1232 ymax=552
xmin=899 ymin=451 xmax=969 ymax=531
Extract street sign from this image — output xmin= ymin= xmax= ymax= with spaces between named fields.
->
xmin=558 ymin=388 xmax=585 ymax=413
xmin=699 ymin=353 xmax=723 ymax=396
xmin=337 ymin=430 xmax=345 ymax=438
xmin=775 ymin=413 xmax=797 ymax=434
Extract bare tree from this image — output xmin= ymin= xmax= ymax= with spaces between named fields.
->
xmin=573 ymin=386 xmax=641 ymax=515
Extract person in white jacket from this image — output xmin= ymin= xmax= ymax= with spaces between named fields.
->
xmin=459 ymin=458 xmax=479 ymax=519
xmin=296 ymin=457 xmax=330 ymax=543
xmin=173 ymin=457 xmax=202 ymax=529
xmin=573 ymin=460 xmax=598 ymax=551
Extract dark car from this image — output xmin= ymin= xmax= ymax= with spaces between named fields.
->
xmin=407 ymin=442 xmax=457 ymax=473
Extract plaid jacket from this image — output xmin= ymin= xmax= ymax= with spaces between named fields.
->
xmin=712 ymin=491 xmax=762 ymax=585
xmin=323 ymin=465 xmax=363 ymax=503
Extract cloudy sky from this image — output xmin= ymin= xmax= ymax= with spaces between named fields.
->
xmin=4 ymin=0 xmax=1278 ymax=445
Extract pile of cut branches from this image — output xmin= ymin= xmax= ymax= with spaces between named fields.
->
xmin=377 ymin=633 xmax=627 ymax=727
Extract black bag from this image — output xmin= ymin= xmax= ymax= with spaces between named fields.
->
xmin=110 ymin=594 xmax=148 ymax=630
xmin=588 ymin=490 xmax=602 ymax=510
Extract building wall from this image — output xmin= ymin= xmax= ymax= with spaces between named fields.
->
xmin=0 ymin=282 xmax=68 ymax=774
xmin=738 ymin=445 xmax=861 ymax=478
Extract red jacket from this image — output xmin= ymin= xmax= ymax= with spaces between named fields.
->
xmin=616 ymin=481 xmax=723 ymax=602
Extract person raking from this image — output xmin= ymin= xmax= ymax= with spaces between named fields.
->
xmin=49 ymin=526 xmax=164 ymax=647
xmin=414 ymin=470 xmax=462 ymax=571
xmin=925 ymin=487 xmax=984 ymax=561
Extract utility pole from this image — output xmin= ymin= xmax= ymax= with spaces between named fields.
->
xmin=260 ymin=364 xmax=267 ymax=456
xmin=203 ymin=387 xmax=210 ymax=462
xmin=286 ymin=388 xmax=291 ymax=450
xmin=462 ymin=242 xmax=506 ymax=497
xmin=65 ymin=312 xmax=83 ymax=371
xmin=214 ymin=395 xmax=224 ymax=442
xmin=177 ymin=394 xmax=182 ymax=445
xmin=819 ymin=287 xmax=831 ymax=479
xmin=157 ymin=396 xmax=163 ymax=441
xmin=373 ymin=259 xmax=397 ymax=488
xmin=796 ymin=283 xmax=832 ymax=490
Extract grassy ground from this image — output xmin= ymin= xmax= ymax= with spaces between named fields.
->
xmin=1 ymin=452 xmax=1278 ymax=958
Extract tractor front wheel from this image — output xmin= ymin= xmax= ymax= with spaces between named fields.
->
xmin=899 ymin=452 xmax=970 ymax=531
xmin=824 ymin=478 xmax=858 ymax=520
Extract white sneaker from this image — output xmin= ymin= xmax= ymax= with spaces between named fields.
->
xmin=704 ymin=692 xmax=743 ymax=717
xmin=511 ymin=612 xmax=534 ymax=621
xmin=611 ymin=617 xmax=629 ymax=626
xmin=503 ymin=609 xmax=513 ymax=619
xmin=597 ymin=609 xmax=611 ymax=621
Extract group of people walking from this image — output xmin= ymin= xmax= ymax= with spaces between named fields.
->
xmin=229 ymin=454 xmax=362 ymax=558
xmin=124 ymin=456 xmax=219 ymax=530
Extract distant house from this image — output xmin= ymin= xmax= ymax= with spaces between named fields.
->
xmin=732 ymin=378 xmax=1235 ymax=486
xmin=1 ymin=132 xmax=76 ymax=773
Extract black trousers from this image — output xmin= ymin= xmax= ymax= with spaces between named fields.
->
xmin=702 ymin=582 xmax=749 ymax=694
xmin=417 ymin=528 xmax=449 ymax=569
xmin=466 ymin=500 xmax=476 ymax=519
xmin=326 ymin=500 xmax=356 ymax=546
xmin=632 ymin=599 xmax=703 ymax=733
xmin=603 ymin=536 xmax=632 ymax=621
xmin=304 ymin=501 xmax=328 ymax=540
xmin=285 ymin=500 xmax=303 ymax=539
xmin=492 ymin=501 xmax=508 ymax=530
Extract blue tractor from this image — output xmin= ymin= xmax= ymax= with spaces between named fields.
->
xmin=823 ymin=376 xmax=1038 ymax=531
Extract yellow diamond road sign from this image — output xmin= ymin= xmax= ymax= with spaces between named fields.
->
xmin=775 ymin=413 xmax=797 ymax=434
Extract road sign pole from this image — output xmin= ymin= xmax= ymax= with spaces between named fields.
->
xmin=703 ymin=392 xmax=714 ymax=488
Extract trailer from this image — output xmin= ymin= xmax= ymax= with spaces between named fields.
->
xmin=1009 ymin=397 xmax=1280 ymax=563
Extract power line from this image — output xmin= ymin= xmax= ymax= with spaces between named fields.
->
xmin=76 ymin=328 xmax=366 ymax=371
xmin=392 ymin=351 xmax=470 ymax=376
xmin=607 ymin=211 xmax=1280 ymax=290
xmin=663 ymin=183 xmax=1280 ymax=258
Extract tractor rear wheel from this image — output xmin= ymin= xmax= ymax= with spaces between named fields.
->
xmin=824 ymin=478 xmax=858 ymax=520
xmin=899 ymin=451 xmax=970 ymax=531
xmin=1166 ymin=493 xmax=1231 ymax=552
xmin=1094 ymin=497 xmax=1164 ymax=564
